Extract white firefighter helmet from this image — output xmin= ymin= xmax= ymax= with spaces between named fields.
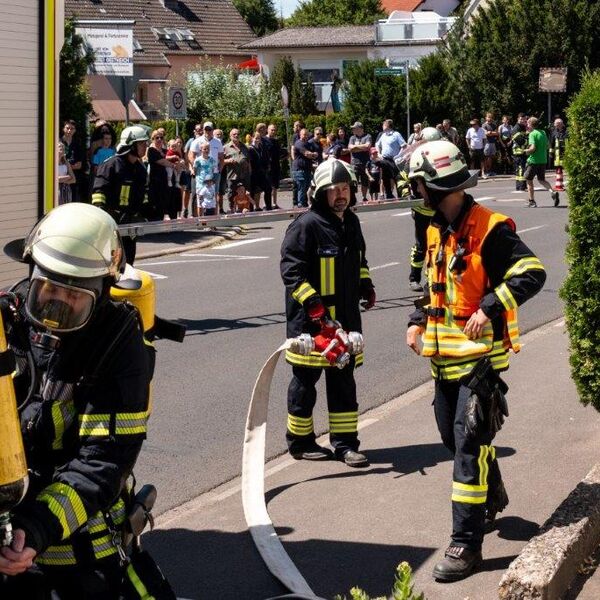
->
xmin=421 ymin=126 xmax=442 ymax=141
xmin=408 ymin=140 xmax=478 ymax=192
xmin=24 ymin=203 xmax=125 ymax=281
xmin=116 ymin=125 xmax=150 ymax=155
xmin=23 ymin=204 xmax=126 ymax=332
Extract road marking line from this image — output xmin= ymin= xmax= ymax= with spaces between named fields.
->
xmin=517 ymin=225 xmax=547 ymax=234
xmin=216 ymin=237 xmax=274 ymax=249
xmin=139 ymin=257 xmax=267 ymax=267
xmin=495 ymin=198 xmax=530 ymax=202
xmin=392 ymin=211 xmax=412 ymax=217
xmin=371 ymin=262 xmax=400 ymax=271
xmin=512 ymin=191 xmax=527 ymax=194
xmin=476 ymin=196 xmax=494 ymax=202
xmin=142 ymin=270 xmax=168 ymax=279
xmin=180 ymin=253 xmax=268 ymax=259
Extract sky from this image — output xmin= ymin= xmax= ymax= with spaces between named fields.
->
xmin=278 ymin=0 xmax=301 ymax=18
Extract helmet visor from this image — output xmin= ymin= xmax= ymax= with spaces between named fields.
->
xmin=26 ymin=277 xmax=96 ymax=333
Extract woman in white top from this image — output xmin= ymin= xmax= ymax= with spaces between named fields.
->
xmin=465 ymin=119 xmax=486 ymax=174
xmin=407 ymin=122 xmax=423 ymax=145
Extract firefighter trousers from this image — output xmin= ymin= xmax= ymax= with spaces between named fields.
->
xmin=287 ymin=361 xmax=359 ymax=457
xmin=0 ymin=555 xmax=123 ymax=599
xmin=513 ymin=154 xmax=527 ymax=191
xmin=410 ymin=210 xmax=431 ymax=283
xmin=433 ymin=379 xmax=503 ymax=551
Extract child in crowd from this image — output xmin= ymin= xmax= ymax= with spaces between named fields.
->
xmin=91 ymin=132 xmax=115 ymax=176
xmin=231 ymin=182 xmax=253 ymax=214
xmin=193 ymin=142 xmax=217 ymax=216
xmin=366 ymin=147 xmax=382 ymax=201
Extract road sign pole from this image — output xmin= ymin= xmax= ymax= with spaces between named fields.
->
xmin=547 ymin=92 xmax=552 ymax=126
xmin=406 ymin=60 xmax=410 ymax=141
xmin=176 ymin=120 xmax=179 ymax=138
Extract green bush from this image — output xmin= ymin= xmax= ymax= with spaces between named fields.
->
xmin=560 ymin=69 xmax=600 ymax=411
xmin=334 ymin=561 xmax=425 ymax=600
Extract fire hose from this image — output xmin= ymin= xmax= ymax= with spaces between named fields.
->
xmin=242 ymin=321 xmax=363 ymax=600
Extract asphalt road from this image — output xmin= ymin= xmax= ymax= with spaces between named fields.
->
xmin=134 ymin=178 xmax=568 ymax=516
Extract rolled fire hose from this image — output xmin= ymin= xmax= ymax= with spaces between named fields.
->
xmin=242 ymin=340 xmax=328 ymax=600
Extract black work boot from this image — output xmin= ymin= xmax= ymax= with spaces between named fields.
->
xmin=290 ymin=443 xmax=333 ymax=461
xmin=485 ymin=480 xmax=509 ymax=533
xmin=340 ymin=450 xmax=369 ymax=468
xmin=432 ymin=545 xmax=482 ymax=582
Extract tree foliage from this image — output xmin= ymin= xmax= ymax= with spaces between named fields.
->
xmin=437 ymin=0 xmax=600 ymax=128
xmin=232 ymin=0 xmax=279 ymax=37
xmin=339 ymin=59 xmax=406 ymax=136
xmin=185 ymin=60 xmax=279 ymax=121
xmin=287 ymin=0 xmax=385 ymax=27
xmin=560 ymin=70 xmax=600 ymax=411
xmin=59 ymin=19 xmax=94 ymax=131
xmin=265 ymin=57 xmax=317 ymax=116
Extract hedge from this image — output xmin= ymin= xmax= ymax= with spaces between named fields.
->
xmin=560 ymin=70 xmax=600 ymax=411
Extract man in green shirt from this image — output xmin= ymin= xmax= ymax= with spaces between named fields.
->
xmin=524 ymin=116 xmax=560 ymax=208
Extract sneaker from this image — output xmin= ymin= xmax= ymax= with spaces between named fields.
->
xmin=551 ymin=191 xmax=560 ymax=207
xmin=183 ymin=209 xmax=189 ymax=218
xmin=432 ymin=545 xmax=482 ymax=582
xmin=409 ymin=281 xmax=423 ymax=292
xmin=527 ymin=200 xmax=537 ymax=208
xmin=290 ymin=443 xmax=333 ymax=461
xmin=340 ymin=450 xmax=369 ymax=468
xmin=482 ymin=173 xmax=489 ymax=180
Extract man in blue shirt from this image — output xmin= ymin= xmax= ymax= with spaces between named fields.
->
xmin=376 ymin=119 xmax=406 ymax=198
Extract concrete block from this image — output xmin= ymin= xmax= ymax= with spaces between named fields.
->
xmin=499 ymin=463 xmax=600 ymax=599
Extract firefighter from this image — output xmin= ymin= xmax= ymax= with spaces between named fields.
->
xmin=280 ymin=159 xmax=375 ymax=468
xmin=405 ymin=140 xmax=546 ymax=581
xmin=549 ymin=117 xmax=568 ymax=174
xmin=511 ymin=113 xmax=528 ymax=191
xmin=406 ymin=126 xmax=442 ymax=291
xmin=0 ymin=203 xmax=154 ymax=599
xmin=92 ymin=125 xmax=150 ymax=264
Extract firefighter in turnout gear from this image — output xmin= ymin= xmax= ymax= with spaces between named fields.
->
xmin=0 ymin=204 xmax=155 ymax=599
xmin=281 ymin=159 xmax=375 ymax=468
xmin=511 ymin=113 xmax=528 ymax=191
xmin=405 ymin=141 xmax=546 ymax=581
xmin=92 ymin=125 xmax=150 ymax=264
xmin=549 ymin=117 xmax=568 ymax=173
xmin=405 ymin=126 xmax=442 ymax=291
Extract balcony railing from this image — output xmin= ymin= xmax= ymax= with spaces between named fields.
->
xmin=376 ymin=16 xmax=457 ymax=42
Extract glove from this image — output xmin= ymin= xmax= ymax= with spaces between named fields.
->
xmin=305 ymin=295 xmax=326 ymax=322
xmin=464 ymin=393 xmax=485 ymax=438
xmin=489 ymin=386 xmax=509 ymax=436
xmin=360 ymin=285 xmax=376 ymax=310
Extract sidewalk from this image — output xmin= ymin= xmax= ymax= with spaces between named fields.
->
xmin=143 ymin=319 xmax=600 ymax=600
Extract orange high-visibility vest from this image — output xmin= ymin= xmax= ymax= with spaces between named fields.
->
xmin=422 ymin=203 xmax=520 ymax=378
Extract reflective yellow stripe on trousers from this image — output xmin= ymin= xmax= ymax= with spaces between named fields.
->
xmin=320 ymin=257 xmax=335 ymax=296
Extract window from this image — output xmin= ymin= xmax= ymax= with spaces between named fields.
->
xmin=152 ymin=27 xmax=180 ymax=49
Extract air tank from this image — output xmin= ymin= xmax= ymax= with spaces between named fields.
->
xmin=0 ymin=309 xmax=29 ymax=546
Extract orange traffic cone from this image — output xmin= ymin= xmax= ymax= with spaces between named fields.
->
xmin=555 ymin=166 xmax=565 ymax=191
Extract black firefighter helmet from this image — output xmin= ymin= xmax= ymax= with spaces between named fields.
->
xmin=310 ymin=159 xmax=358 ymax=208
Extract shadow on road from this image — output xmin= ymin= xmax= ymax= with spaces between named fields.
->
xmin=143 ymin=526 xmax=435 ymax=600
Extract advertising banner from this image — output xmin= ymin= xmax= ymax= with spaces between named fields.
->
xmin=77 ymin=28 xmax=133 ymax=76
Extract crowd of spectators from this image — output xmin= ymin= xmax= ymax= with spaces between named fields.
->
xmin=58 ymin=112 xmax=566 ymax=218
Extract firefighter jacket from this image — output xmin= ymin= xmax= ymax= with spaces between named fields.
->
xmin=3 ymin=289 xmax=154 ymax=568
xmin=511 ymin=125 xmax=528 ymax=155
xmin=408 ymin=196 xmax=546 ymax=380
xmin=281 ymin=206 xmax=372 ymax=368
xmin=549 ymin=128 xmax=568 ymax=166
xmin=92 ymin=154 xmax=148 ymax=222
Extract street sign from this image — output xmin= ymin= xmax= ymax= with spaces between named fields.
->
xmin=539 ymin=68 xmax=567 ymax=93
xmin=374 ymin=67 xmax=405 ymax=76
xmin=168 ymin=87 xmax=187 ymax=120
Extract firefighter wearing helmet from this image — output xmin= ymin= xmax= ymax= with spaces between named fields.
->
xmin=405 ymin=140 xmax=546 ymax=581
xmin=0 ymin=204 xmax=155 ymax=598
xmin=280 ymin=160 xmax=375 ymax=468
xmin=92 ymin=125 xmax=150 ymax=264
xmin=405 ymin=126 xmax=442 ymax=291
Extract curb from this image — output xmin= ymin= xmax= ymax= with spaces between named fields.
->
xmin=499 ymin=463 xmax=600 ymax=599
xmin=136 ymin=227 xmax=245 ymax=260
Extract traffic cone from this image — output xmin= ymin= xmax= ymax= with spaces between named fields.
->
xmin=555 ymin=166 xmax=565 ymax=191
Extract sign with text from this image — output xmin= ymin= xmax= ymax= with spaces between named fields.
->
xmin=374 ymin=67 xmax=405 ymax=77
xmin=168 ymin=87 xmax=187 ymax=120
xmin=77 ymin=28 xmax=133 ymax=76
xmin=539 ymin=67 xmax=567 ymax=93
